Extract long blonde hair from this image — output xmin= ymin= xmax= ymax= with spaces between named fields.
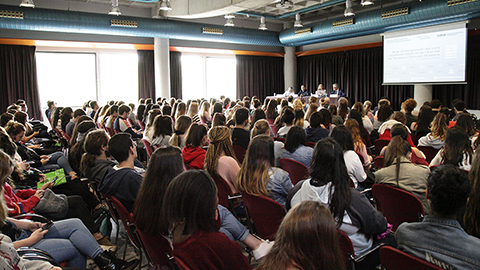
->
xmin=237 ymin=135 xmax=273 ymax=197
xmin=431 ymin=113 xmax=448 ymax=140
xmin=0 ymin=150 xmax=13 ymax=226
xmin=204 ymin=126 xmax=238 ymax=177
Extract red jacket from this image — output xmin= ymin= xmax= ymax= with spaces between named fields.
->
xmin=3 ymin=183 xmax=40 ymax=216
xmin=379 ymin=129 xmax=416 ymax=147
xmin=182 ymin=146 xmax=206 ymax=170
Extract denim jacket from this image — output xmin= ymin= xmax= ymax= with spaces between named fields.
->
xmin=396 ymin=215 xmax=480 ymax=270
xmin=266 ymin=167 xmax=293 ymax=208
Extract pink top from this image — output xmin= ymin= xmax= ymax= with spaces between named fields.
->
xmin=217 ymin=155 xmax=240 ymax=194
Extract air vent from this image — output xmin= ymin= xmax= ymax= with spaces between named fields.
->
xmin=333 ymin=18 xmax=354 ymax=28
xmin=0 ymin=10 xmax=23 ymax=19
xmin=111 ymin=19 xmax=137 ymax=28
xmin=294 ymin=27 xmax=312 ymax=35
xmin=447 ymin=0 xmax=477 ymax=6
xmin=382 ymin=7 xmax=409 ymax=19
xmin=202 ymin=27 xmax=223 ymax=35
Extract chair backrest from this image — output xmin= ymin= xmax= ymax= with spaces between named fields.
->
xmin=107 ymin=195 xmax=142 ymax=249
xmin=232 ymin=144 xmax=246 ymax=165
xmin=374 ymin=155 xmax=385 ymax=169
xmin=142 ymin=139 xmax=154 ymax=158
xmin=380 ymin=246 xmax=443 ymax=270
xmin=374 ymin=139 xmax=390 ymax=154
xmin=337 ymin=230 xmax=355 ymax=264
xmin=355 ymin=151 xmax=365 ymax=165
xmin=279 ymin=158 xmax=310 ymax=186
xmin=241 ymin=193 xmax=286 ymax=240
xmin=211 ymin=175 xmax=235 ymax=213
xmin=183 ymin=162 xmax=196 ymax=171
xmin=104 ymin=126 xmax=115 ymax=137
xmin=305 ymin=141 xmax=316 ymax=148
xmin=372 ymin=184 xmax=424 ymax=231
xmin=135 ymin=226 xmax=172 ymax=266
xmin=417 ymin=146 xmax=440 ymax=163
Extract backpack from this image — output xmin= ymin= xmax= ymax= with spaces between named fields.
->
xmin=93 ymin=207 xmax=114 ymax=239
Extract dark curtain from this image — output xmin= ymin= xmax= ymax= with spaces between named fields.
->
xmin=170 ymin=51 xmax=182 ymax=99
xmin=138 ymin=50 xmax=156 ymax=99
xmin=236 ymin=55 xmax=285 ymax=101
xmin=297 ymin=47 xmax=413 ymax=111
xmin=0 ymin=45 xmax=42 ymax=120
xmin=432 ymin=34 xmax=480 ymax=109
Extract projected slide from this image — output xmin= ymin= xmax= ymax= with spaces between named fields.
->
xmin=384 ymin=27 xmax=467 ymax=84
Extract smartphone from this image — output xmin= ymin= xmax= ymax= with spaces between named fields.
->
xmin=50 ymin=176 xmax=58 ymax=185
xmin=25 ymin=161 xmax=35 ymax=165
xmin=42 ymin=220 xmax=54 ymax=231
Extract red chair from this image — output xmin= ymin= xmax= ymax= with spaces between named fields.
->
xmin=374 ymin=155 xmax=385 ymax=169
xmin=135 ymin=226 xmax=173 ymax=267
xmin=380 ymin=246 xmax=443 ymax=270
xmin=232 ymin=144 xmax=246 ymax=164
xmin=372 ymin=184 xmax=424 ymax=231
xmin=305 ymin=141 xmax=316 ymax=148
xmin=273 ymin=137 xmax=285 ymax=143
xmin=374 ymin=139 xmax=390 ymax=154
xmin=142 ymin=139 xmax=153 ymax=158
xmin=107 ymin=195 xmax=144 ymax=266
xmin=104 ymin=126 xmax=115 ymax=137
xmin=137 ymin=120 xmax=145 ymax=131
xmin=241 ymin=193 xmax=286 ymax=240
xmin=338 ymin=230 xmax=385 ymax=270
xmin=280 ymin=158 xmax=310 ymax=186
xmin=417 ymin=146 xmax=440 ymax=163
xmin=211 ymin=175 xmax=239 ymax=214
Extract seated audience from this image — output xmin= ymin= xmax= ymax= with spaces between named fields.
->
xmin=379 ymin=124 xmax=428 ymax=166
xmin=288 ymin=137 xmax=387 ymax=256
xmin=251 ymin=119 xmax=283 ymax=167
xmin=345 ymin=118 xmax=373 ymax=167
xmin=403 ymin=98 xmax=418 ymax=128
xmin=276 ymin=107 xmax=295 ymax=138
xmin=452 ymin=100 xmax=467 ymax=121
xmin=150 ymin=115 xmax=173 ymax=148
xmin=231 ymin=107 xmax=250 ymax=150
xmin=305 ymin=111 xmax=329 ymax=143
xmin=418 ymin=113 xmax=448 ymax=149
xmin=114 ymin=105 xmax=142 ymax=139
xmin=205 ymin=126 xmax=240 ymax=193
xmin=182 ymin=123 xmax=208 ymax=170
xmin=66 ymin=109 xmax=86 ymax=137
xmin=375 ymin=136 xmax=430 ymax=213
xmin=257 ymin=201 xmax=346 ymax=270
xmin=352 ymin=102 xmax=373 ymax=134
xmin=282 ymin=126 xmax=313 ymax=168
xmin=330 ymin=125 xmax=367 ymax=188
xmin=378 ymin=111 xmax=415 ymax=147
xmin=158 ymin=170 xmax=253 ymax=270
xmin=464 ymin=149 xmax=480 ymax=238
xmin=142 ymin=109 xmax=162 ymax=143
xmin=430 ymin=126 xmax=473 ymax=171
xmin=396 ymin=165 xmax=480 ymax=269
xmin=237 ymin=135 xmax=292 ymax=208
xmin=411 ymin=105 xmax=435 ymax=145
xmin=98 ymin=133 xmax=142 ymax=212
xmin=187 ymin=102 xmax=200 ymax=123
xmin=373 ymin=104 xmax=393 ymax=131
xmin=455 ymin=113 xmax=479 ymax=147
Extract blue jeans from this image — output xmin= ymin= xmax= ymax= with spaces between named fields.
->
xmin=18 ymin=218 xmax=103 ymax=268
xmin=38 ymin=151 xmax=74 ymax=174
xmin=218 ymin=205 xmax=249 ymax=242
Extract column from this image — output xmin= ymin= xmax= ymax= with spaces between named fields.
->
xmin=154 ymin=37 xmax=170 ymax=98
xmin=284 ymin=46 xmax=296 ymax=93
xmin=413 ymin=84 xmax=432 ymax=109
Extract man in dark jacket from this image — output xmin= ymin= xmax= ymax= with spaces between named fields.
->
xmin=305 ymin=112 xmax=329 ymax=143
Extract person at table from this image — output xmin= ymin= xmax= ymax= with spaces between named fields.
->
xmin=330 ymin=83 xmax=345 ymax=97
xmin=315 ymin=84 xmax=327 ymax=97
xmin=283 ymin=87 xmax=294 ymax=97
xmin=298 ymin=85 xmax=310 ymax=96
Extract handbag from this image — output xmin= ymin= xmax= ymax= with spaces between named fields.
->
xmin=32 ymin=189 xmax=68 ymax=219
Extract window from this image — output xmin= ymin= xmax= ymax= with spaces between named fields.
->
xmin=36 ymin=51 xmax=139 ymax=111
xmin=181 ymin=55 xmax=236 ymax=101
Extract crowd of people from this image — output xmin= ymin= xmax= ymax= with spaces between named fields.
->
xmin=0 ymin=94 xmax=479 ymax=269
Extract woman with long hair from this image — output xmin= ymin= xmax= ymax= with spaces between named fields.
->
xmin=187 ymin=102 xmax=200 ymax=123
xmin=330 ymin=125 xmax=367 ymax=188
xmin=337 ymin=97 xmax=349 ymax=123
xmin=13 ymin=111 xmax=38 ymax=143
xmin=430 ymin=126 xmax=473 ymax=171
xmin=251 ymin=119 xmax=283 ymax=166
xmin=281 ymin=126 xmax=313 ymax=168
xmin=288 ymin=137 xmax=387 ymax=256
xmin=411 ymin=105 xmax=435 ymax=145
xmin=174 ymin=102 xmax=187 ymax=120
xmin=353 ymin=102 xmax=373 ymax=134
xmin=265 ymin=99 xmax=279 ymax=122
xmin=456 ymin=113 xmax=479 ymax=146
xmin=142 ymin=109 xmax=162 ymax=143
xmin=348 ymin=109 xmax=371 ymax=146
xmin=464 ymin=149 xmax=480 ymax=238
xmin=200 ymin=101 xmax=212 ymax=124
xmin=345 ymin=118 xmax=373 ymax=167
xmin=294 ymin=109 xmax=309 ymax=129
xmin=212 ymin=112 xmax=226 ymax=127
xmin=59 ymin=107 xmax=73 ymax=132
xmin=151 ymin=115 xmax=173 ymax=148
xmin=158 ymin=170 xmax=253 ymax=269
xmin=204 ymin=126 xmax=240 ymax=193
xmin=0 ymin=150 xmax=134 ymax=270
xmin=375 ymin=136 xmax=430 ymax=213
xmin=182 ymin=123 xmax=208 ymax=170
xmin=211 ymin=102 xmax=223 ymax=119
xmin=237 ymin=135 xmax=292 ymax=208
xmin=304 ymin=103 xmax=318 ymax=123
xmin=418 ymin=113 xmax=448 ymax=149
xmin=257 ymin=201 xmax=345 ymax=270
xmin=169 ymin=115 xmax=192 ymax=149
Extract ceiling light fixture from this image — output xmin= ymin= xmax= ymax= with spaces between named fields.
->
xmin=258 ymin=16 xmax=267 ymax=30
xmin=361 ymin=0 xmax=374 ymax=6
xmin=294 ymin=13 xmax=303 ymax=28
xmin=19 ymin=0 xmax=34 ymax=8
xmin=108 ymin=0 xmax=121 ymax=16
xmin=224 ymin=14 xmax=235 ymax=27
xmin=159 ymin=0 xmax=172 ymax=11
xmin=344 ymin=0 xmax=354 ymax=17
